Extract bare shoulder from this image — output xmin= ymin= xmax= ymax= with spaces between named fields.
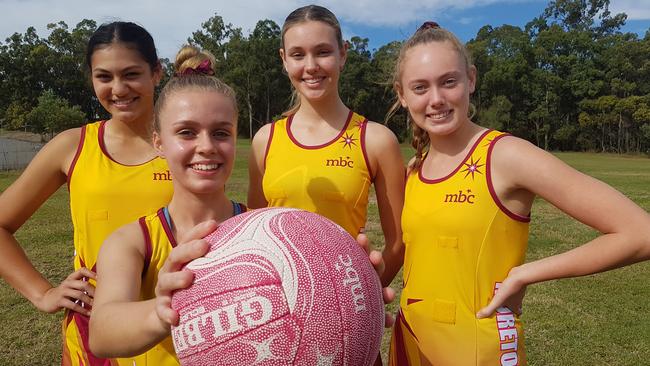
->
xmin=251 ymin=123 xmax=273 ymax=150
xmin=364 ymin=121 xmax=400 ymax=151
xmin=39 ymin=127 xmax=84 ymax=171
xmin=99 ymin=220 xmax=147 ymax=259
xmin=490 ymin=134 xmax=551 ymax=168
xmin=365 ymin=121 xmax=399 ymax=141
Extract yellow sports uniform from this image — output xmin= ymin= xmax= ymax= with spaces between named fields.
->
xmin=137 ymin=203 xmax=246 ymax=365
xmin=63 ymin=121 xmax=173 ymax=366
xmin=262 ymin=111 xmax=372 ymax=236
xmin=390 ymin=130 xmax=530 ymax=366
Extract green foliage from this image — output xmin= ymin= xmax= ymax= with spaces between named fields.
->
xmin=0 ymin=2 xmax=648 ymax=151
xmin=4 ymin=101 xmax=30 ymax=130
xmin=24 ymin=90 xmax=85 ymax=136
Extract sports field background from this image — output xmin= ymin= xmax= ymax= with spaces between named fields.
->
xmin=0 ymin=140 xmax=649 ymax=365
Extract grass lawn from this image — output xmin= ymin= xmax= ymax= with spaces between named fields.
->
xmin=1 ymin=142 xmax=649 ymax=365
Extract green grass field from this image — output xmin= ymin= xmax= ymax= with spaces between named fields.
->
xmin=1 ymin=142 xmax=649 ymax=365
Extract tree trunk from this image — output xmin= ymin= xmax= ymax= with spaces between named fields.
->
xmin=617 ymin=111 xmax=622 ymax=154
xmin=601 ymin=122 xmax=605 ymax=153
xmin=247 ymin=90 xmax=253 ymax=140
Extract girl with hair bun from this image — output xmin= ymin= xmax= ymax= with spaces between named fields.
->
xmin=89 ymin=44 xmax=243 ymax=363
xmin=387 ymin=22 xmax=650 ymax=366
xmin=0 ymin=21 xmax=173 ymax=366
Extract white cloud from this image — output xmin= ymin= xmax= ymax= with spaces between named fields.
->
xmin=609 ymin=0 xmax=650 ymax=20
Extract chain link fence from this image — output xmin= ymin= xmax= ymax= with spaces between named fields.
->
xmin=0 ymin=137 xmax=43 ymax=170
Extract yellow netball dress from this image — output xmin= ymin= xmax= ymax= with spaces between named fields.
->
xmin=137 ymin=203 xmax=246 ymax=365
xmin=262 ymin=111 xmax=372 ymax=236
xmin=390 ymin=130 xmax=530 ymax=366
xmin=63 ymin=121 xmax=173 ymax=366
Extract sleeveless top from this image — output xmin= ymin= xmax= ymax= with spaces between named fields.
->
xmin=262 ymin=111 xmax=372 ymax=236
xmin=390 ymin=130 xmax=530 ymax=366
xmin=136 ymin=202 xmax=246 ymax=365
xmin=62 ymin=121 xmax=173 ymax=366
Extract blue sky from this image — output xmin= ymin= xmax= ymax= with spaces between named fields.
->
xmin=0 ymin=1 xmax=648 ymax=59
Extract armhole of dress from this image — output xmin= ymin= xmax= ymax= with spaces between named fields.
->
xmin=66 ymin=124 xmax=87 ymax=191
xmin=486 ymin=134 xmax=531 ymax=223
xmin=359 ymin=118 xmax=374 ymax=181
xmin=262 ymin=122 xmax=275 ymax=171
xmin=138 ymin=217 xmax=153 ymax=277
xmin=158 ymin=207 xmax=178 ymax=248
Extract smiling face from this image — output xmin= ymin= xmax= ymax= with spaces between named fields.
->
xmin=397 ymin=40 xmax=476 ymax=137
xmin=280 ymin=20 xmax=346 ymax=104
xmin=154 ymin=88 xmax=237 ymax=195
xmin=90 ymin=42 xmax=161 ymax=124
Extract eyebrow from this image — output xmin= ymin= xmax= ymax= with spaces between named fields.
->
xmin=92 ymin=65 xmax=145 ymax=73
xmin=287 ymin=42 xmax=335 ymax=51
xmin=171 ymin=120 xmax=235 ymax=127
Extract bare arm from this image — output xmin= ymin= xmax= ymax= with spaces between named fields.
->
xmin=247 ymin=123 xmax=271 ymax=209
xmin=90 ymin=220 xmax=216 ymax=357
xmin=477 ymin=137 xmax=650 ymax=317
xmin=89 ymin=222 xmax=162 ymax=357
xmin=365 ymin=122 xmax=406 ymax=287
xmin=0 ymin=128 xmax=94 ymax=314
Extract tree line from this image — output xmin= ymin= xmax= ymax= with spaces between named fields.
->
xmin=1 ymin=0 xmax=649 ymax=153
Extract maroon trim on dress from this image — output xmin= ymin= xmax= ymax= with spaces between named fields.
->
xmin=359 ymin=118 xmax=375 ymax=181
xmin=406 ymin=298 xmax=423 ymax=305
xmin=392 ymin=310 xmax=410 ymax=366
xmin=263 ymin=122 xmax=275 ymax=171
xmin=98 ymin=120 xmax=157 ymax=166
xmin=66 ymin=124 xmax=87 ymax=191
xmin=157 ymin=208 xmax=178 ymax=247
xmin=286 ymin=110 xmax=353 ymax=150
xmin=72 ymin=311 xmax=111 ymax=365
xmin=139 ymin=216 xmax=153 ymax=276
xmin=78 ymin=257 xmax=87 ymax=270
xmin=419 ymin=129 xmax=493 ymax=184
xmin=486 ymin=134 xmax=531 ymax=223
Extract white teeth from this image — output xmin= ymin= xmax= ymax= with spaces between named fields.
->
xmin=113 ymin=99 xmax=134 ymax=105
xmin=303 ymin=77 xmax=324 ymax=84
xmin=430 ymin=111 xmax=451 ymax=119
xmin=191 ymin=163 xmax=219 ymax=171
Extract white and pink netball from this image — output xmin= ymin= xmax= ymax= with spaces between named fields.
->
xmin=171 ymin=207 xmax=384 ymax=366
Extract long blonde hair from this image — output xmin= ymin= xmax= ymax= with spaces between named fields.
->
xmin=280 ymin=5 xmax=344 ymax=117
xmin=386 ymin=22 xmax=474 ymax=170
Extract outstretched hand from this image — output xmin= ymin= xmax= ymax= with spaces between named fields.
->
xmin=476 ymin=267 xmax=527 ymax=319
xmin=356 ymin=233 xmax=396 ymax=328
xmin=154 ymin=220 xmax=217 ymax=327
xmin=37 ymin=267 xmax=96 ymax=316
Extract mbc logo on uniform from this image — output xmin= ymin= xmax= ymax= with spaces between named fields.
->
xmin=153 ymin=170 xmax=173 ymax=181
xmin=325 ymin=156 xmax=354 ymax=168
xmin=444 ymin=190 xmax=475 ymax=204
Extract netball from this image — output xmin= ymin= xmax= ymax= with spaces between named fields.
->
xmin=170 ymin=207 xmax=384 ymax=366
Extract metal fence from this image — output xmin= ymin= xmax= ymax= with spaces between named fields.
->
xmin=0 ymin=137 xmax=43 ymax=170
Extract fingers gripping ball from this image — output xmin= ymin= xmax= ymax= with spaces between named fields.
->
xmin=171 ymin=207 xmax=384 ymax=366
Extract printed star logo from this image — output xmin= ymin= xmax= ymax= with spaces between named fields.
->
xmin=354 ymin=119 xmax=366 ymax=130
xmin=245 ymin=335 xmax=279 ymax=364
xmin=339 ymin=132 xmax=357 ymax=149
xmin=483 ymin=137 xmax=494 ymax=148
xmin=461 ymin=157 xmax=484 ymax=180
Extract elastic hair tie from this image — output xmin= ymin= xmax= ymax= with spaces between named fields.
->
xmin=179 ymin=59 xmax=214 ymax=76
xmin=418 ymin=21 xmax=440 ymax=31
